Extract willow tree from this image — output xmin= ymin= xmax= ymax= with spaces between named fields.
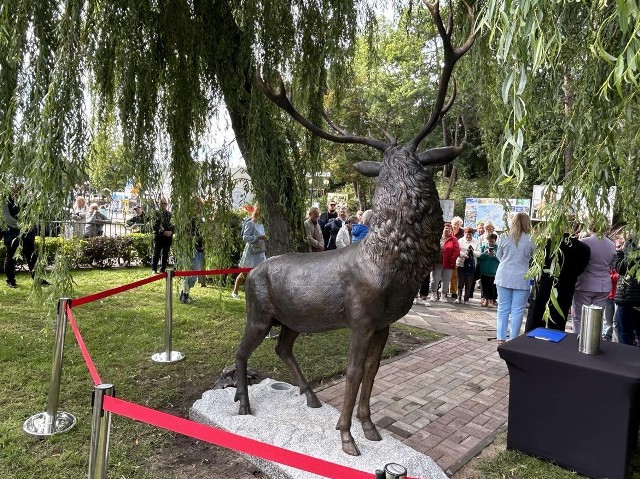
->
xmin=0 ymin=0 xmax=381 ymax=276
xmin=478 ymin=1 xmax=639 ymax=236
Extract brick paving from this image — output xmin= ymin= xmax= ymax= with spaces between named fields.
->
xmin=316 ymin=296 xmax=510 ymax=476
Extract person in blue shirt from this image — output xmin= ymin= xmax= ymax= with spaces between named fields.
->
xmin=494 ymin=213 xmax=534 ymax=345
xmin=351 ymin=209 xmax=372 ymax=244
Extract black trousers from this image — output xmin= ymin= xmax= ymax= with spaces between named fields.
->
xmin=4 ymin=235 xmax=37 ymax=283
xmin=152 ymin=235 xmax=173 ymax=272
xmin=480 ymin=275 xmax=497 ymax=301
xmin=456 ymin=266 xmax=475 ymax=301
xmin=418 ymin=274 xmax=431 ymax=297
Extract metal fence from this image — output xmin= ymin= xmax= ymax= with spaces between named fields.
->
xmin=48 ymin=221 xmax=146 ymax=239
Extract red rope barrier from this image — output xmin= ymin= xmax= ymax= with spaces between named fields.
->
xmin=103 ymin=395 xmax=423 ymax=479
xmin=62 ymin=268 xmax=426 ymax=479
xmin=65 ymin=304 xmax=102 ymax=386
xmin=72 ymin=273 xmax=164 ymax=307
xmin=173 ymin=267 xmax=251 ymax=277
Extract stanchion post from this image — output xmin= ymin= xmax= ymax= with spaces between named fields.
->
xmin=151 ymin=267 xmax=185 ymax=363
xmin=381 ymin=463 xmax=407 ymax=479
xmin=23 ymin=298 xmax=77 ymax=437
xmin=88 ymin=384 xmax=114 ymax=479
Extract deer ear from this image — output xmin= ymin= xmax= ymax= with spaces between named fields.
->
xmin=353 ymin=161 xmax=381 ymax=177
xmin=418 ymin=146 xmax=464 ymax=167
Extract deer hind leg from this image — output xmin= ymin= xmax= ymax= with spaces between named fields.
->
xmin=336 ymin=328 xmax=373 ymax=456
xmin=356 ymin=326 xmax=389 ymax=441
xmin=275 ymin=325 xmax=321 ymax=408
xmin=234 ymin=315 xmax=274 ymax=415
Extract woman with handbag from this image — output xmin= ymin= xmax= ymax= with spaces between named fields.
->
xmin=232 ymin=206 xmax=267 ymax=299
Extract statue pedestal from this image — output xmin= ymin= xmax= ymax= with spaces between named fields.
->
xmin=190 ymin=378 xmax=447 ymax=479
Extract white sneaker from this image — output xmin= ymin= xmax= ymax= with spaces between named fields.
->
xmin=231 ymin=292 xmax=240 ymax=300
xmin=429 ymin=296 xmax=437 ymax=302
xmin=454 ymin=298 xmax=461 ymax=304
xmin=421 ymin=299 xmax=431 ymax=307
xmin=413 ymin=298 xmax=418 ymax=305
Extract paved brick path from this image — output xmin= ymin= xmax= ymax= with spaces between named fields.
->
xmin=317 ymin=297 xmax=510 ymax=476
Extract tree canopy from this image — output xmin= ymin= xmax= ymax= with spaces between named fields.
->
xmin=1 ymin=0 xmax=377 ymax=262
xmin=2 ymin=0 xmax=639 ymax=282
xmin=478 ymin=1 xmax=639 ymax=229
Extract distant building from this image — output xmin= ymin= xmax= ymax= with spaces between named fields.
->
xmin=231 ymin=167 xmax=254 ymax=208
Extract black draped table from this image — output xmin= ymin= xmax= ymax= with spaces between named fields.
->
xmin=498 ymin=333 xmax=640 ymax=479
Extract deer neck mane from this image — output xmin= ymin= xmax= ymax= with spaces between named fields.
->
xmin=361 ymin=147 xmax=443 ymax=283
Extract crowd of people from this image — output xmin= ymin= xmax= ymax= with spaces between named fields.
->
xmin=300 ymin=204 xmax=638 ymax=348
xmin=5 ymin=190 xmax=639 ymax=348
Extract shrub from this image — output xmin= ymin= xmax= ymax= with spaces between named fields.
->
xmin=128 ymin=233 xmax=153 ymax=266
xmin=81 ymin=236 xmax=120 ymax=268
xmin=1 ymin=233 xmax=152 ymax=270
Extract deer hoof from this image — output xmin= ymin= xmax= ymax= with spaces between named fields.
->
xmin=305 ymin=393 xmax=322 ymax=408
xmin=362 ymin=421 xmax=382 ymax=441
xmin=340 ymin=431 xmax=361 ymax=456
xmin=238 ymin=404 xmax=251 ymax=415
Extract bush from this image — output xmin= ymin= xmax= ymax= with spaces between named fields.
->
xmin=0 ymin=234 xmax=153 ymax=271
xmin=128 ymin=233 xmax=153 ymax=266
xmin=81 ymin=236 xmax=121 ymax=268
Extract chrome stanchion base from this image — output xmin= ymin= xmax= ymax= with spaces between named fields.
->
xmin=265 ymin=329 xmax=279 ymax=339
xmin=23 ymin=411 xmax=77 ymax=437
xmin=151 ymin=351 xmax=185 ymax=363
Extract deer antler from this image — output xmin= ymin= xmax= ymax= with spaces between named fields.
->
xmin=255 ymin=71 xmax=389 ymax=152
xmin=408 ymin=0 xmax=475 ymax=151
xmin=417 ymin=114 xmax=467 ymax=166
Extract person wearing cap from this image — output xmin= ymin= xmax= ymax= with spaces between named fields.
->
xmin=126 ymin=204 xmax=150 ymax=233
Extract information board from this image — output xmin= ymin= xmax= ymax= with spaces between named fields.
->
xmin=464 ymin=198 xmax=531 ymax=231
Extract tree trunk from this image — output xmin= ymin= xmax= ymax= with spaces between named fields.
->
xmin=354 ymin=179 xmax=368 ymax=211
xmin=203 ymin=0 xmax=297 ymax=256
xmin=444 ymin=165 xmax=456 ymax=200
xmin=441 ymin=117 xmax=453 ymax=178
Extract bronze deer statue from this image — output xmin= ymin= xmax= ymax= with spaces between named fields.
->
xmin=234 ymin=0 xmax=475 ymax=456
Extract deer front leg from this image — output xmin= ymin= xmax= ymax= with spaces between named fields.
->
xmin=336 ymin=328 xmax=373 ymax=456
xmin=234 ymin=316 xmax=272 ymax=414
xmin=275 ymin=325 xmax=321 ymax=408
xmin=357 ymin=326 xmax=389 ymax=441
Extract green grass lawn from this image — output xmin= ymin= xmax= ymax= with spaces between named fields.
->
xmin=2 ymin=267 xmax=638 ymax=479
xmin=0 ymin=267 xmax=440 ymax=478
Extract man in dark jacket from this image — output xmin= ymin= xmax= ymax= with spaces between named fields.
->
xmin=151 ymin=198 xmax=175 ymax=273
xmin=614 ymin=237 xmax=640 ymax=345
xmin=319 ymin=201 xmax=338 ymax=248
xmin=525 ymin=233 xmax=591 ymax=332
xmin=324 ymin=217 xmax=343 ymax=250
xmin=3 ymin=186 xmax=48 ymax=288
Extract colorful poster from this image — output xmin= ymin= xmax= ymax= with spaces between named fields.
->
xmin=464 ymin=198 xmax=531 ymax=230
